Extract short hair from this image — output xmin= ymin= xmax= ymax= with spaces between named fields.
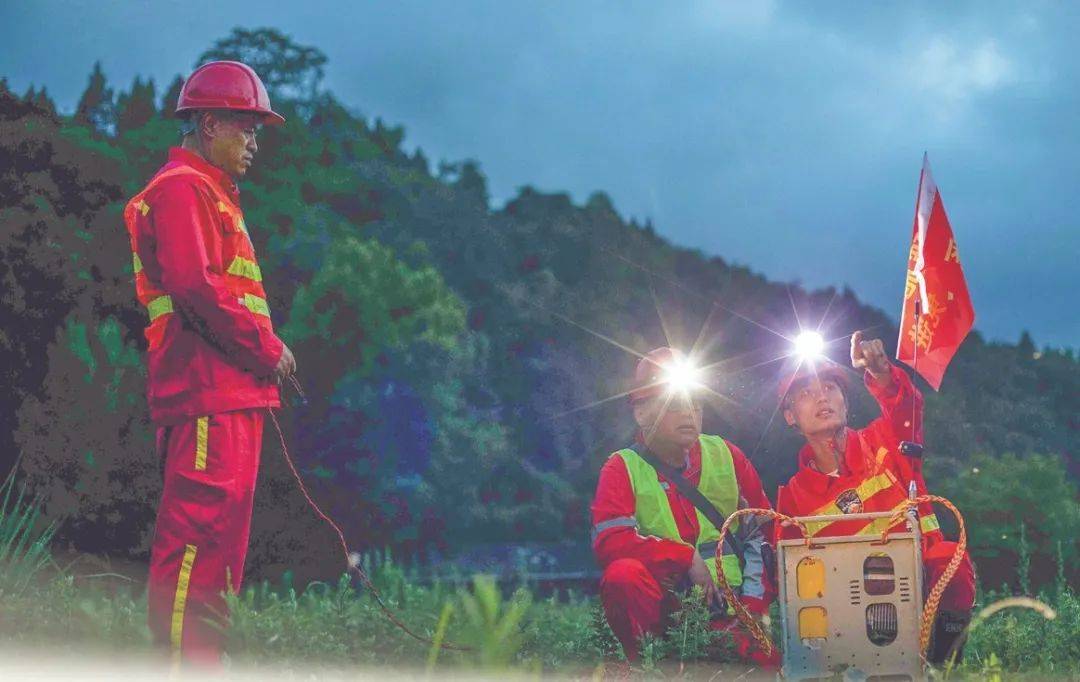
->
xmin=178 ymin=109 xmax=255 ymax=138
xmin=782 ymin=374 xmax=848 ymax=410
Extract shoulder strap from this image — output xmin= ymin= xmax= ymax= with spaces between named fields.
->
xmin=629 ymin=445 xmax=731 ymax=533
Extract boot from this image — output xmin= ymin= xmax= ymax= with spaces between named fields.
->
xmin=928 ymin=609 xmax=972 ymax=666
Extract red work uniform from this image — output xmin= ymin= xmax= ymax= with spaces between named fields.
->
xmin=123 ymin=147 xmax=284 ymax=666
xmin=775 ymin=365 xmax=975 ymax=615
xmin=591 ymin=436 xmax=778 ymax=665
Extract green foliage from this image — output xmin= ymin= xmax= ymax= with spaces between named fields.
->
xmin=932 ymin=452 xmax=1080 ymax=590
xmin=2 ymin=30 xmax=1079 ymax=586
xmin=0 ymin=475 xmax=55 ymax=597
xmin=456 ymin=575 xmax=532 ymax=669
xmin=0 ymin=539 xmax=1077 ymax=677
xmin=282 ymin=234 xmax=465 ymax=376
xmin=73 ymin=61 xmax=114 ymax=133
xmin=15 ymin=314 xmax=156 ymax=555
xmin=962 ymin=588 xmax=1080 ymax=675
xmin=115 ymin=76 xmax=157 ymax=135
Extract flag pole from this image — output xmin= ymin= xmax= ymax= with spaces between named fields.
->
xmin=900 ymin=157 xmax=927 ymax=459
xmin=910 ymin=298 xmax=921 ymax=442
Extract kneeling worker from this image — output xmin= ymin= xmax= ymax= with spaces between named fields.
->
xmin=591 ymin=347 xmax=778 ymax=666
xmin=775 ymin=332 xmax=975 ymax=663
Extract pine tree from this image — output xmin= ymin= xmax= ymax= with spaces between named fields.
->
xmin=160 ymin=75 xmax=184 ymax=118
xmin=115 ymin=76 xmax=157 ymax=134
xmin=74 ymin=61 xmax=115 ymax=134
xmin=33 ymin=86 xmax=58 ymax=118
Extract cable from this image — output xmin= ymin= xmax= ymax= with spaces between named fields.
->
xmin=267 ymin=377 xmax=472 ymax=652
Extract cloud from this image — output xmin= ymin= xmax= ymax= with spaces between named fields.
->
xmin=910 ymin=37 xmax=1018 ymax=102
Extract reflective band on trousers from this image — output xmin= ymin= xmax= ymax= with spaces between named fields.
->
xmin=194 ymin=417 xmax=208 ymax=471
xmin=226 ymin=256 xmax=262 ymax=282
xmin=242 ymin=293 xmax=270 ymax=317
xmin=147 ymin=295 xmax=174 ymax=321
xmin=591 ymin=515 xmax=637 ymax=543
xmin=171 ymin=543 xmax=198 ymax=665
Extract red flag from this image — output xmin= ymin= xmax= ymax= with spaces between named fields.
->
xmin=896 ymin=155 xmax=975 ymax=390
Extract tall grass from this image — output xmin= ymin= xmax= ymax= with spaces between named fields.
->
xmin=0 ymin=512 xmax=1077 ymax=677
xmin=0 ymin=473 xmax=56 ymax=596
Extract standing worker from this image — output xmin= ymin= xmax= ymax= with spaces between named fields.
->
xmin=591 ymin=347 xmax=778 ymax=667
xmin=122 ymin=61 xmax=296 ymax=668
xmin=774 ymin=332 xmax=975 ymax=663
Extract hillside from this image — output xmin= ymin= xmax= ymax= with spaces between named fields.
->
xmin=1 ymin=28 xmax=1076 ymax=591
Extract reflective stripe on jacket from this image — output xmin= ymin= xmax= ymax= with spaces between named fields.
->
xmin=123 ymin=147 xmax=282 ymax=424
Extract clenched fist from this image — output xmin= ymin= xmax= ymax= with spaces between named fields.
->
xmin=850 ymin=330 xmax=890 ymax=379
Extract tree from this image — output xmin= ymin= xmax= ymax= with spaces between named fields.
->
xmin=115 ymin=76 xmax=157 ymax=134
xmin=160 ymin=75 xmax=184 ymax=117
xmin=74 ymin=61 xmax=115 ymax=134
xmin=15 ymin=315 xmax=156 ymax=555
xmin=197 ymin=27 xmax=327 ymax=103
xmin=0 ymin=83 xmax=126 ymax=480
xmin=933 ymin=452 xmax=1080 ymax=590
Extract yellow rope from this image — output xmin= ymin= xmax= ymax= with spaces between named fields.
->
xmin=879 ymin=495 xmax=967 ymax=656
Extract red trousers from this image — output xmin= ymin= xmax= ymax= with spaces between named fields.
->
xmin=924 ymin=541 xmax=976 ymax=611
xmin=599 ymin=558 xmax=779 ymax=667
xmin=147 ymin=409 xmax=264 ymax=668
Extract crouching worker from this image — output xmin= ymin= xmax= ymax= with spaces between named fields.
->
xmin=591 ymin=347 xmax=779 ymax=667
xmin=775 ymin=332 xmax=975 ymax=663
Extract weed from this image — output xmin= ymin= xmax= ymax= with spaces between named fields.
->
xmin=0 ymin=474 xmax=56 ymax=597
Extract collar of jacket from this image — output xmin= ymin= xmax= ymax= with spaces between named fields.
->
xmin=634 ymin=431 xmax=701 ymax=478
xmin=794 ymin=427 xmax=871 ymax=493
xmin=167 ymin=146 xmax=241 ymax=204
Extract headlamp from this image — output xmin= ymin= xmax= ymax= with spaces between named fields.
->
xmin=661 ymin=358 xmax=703 ymax=395
xmin=793 ymin=331 xmax=825 ymax=360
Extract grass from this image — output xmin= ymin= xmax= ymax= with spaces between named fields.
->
xmin=1 ymin=487 xmax=1078 ymax=678
xmin=0 ymin=474 xmax=56 ymax=597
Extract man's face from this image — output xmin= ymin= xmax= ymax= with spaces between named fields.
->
xmin=634 ymin=393 xmax=703 ymax=450
xmin=203 ymin=111 xmax=261 ymax=178
xmin=783 ymin=377 xmax=847 ymax=437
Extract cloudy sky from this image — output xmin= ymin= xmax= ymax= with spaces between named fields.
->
xmin=2 ymin=1 xmax=1076 ymax=348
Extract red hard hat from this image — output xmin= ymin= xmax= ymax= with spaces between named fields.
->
xmin=176 ymin=61 xmax=285 ymax=126
xmin=629 ymin=347 xmax=687 ymax=404
xmin=777 ymin=363 xmax=850 ymax=407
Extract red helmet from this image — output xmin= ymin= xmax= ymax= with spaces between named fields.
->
xmin=777 ymin=363 xmax=850 ymax=407
xmin=176 ymin=61 xmax=285 ymax=126
xmin=629 ymin=347 xmax=688 ymax=404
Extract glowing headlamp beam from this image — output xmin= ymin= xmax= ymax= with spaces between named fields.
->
xmin=661 ymin=358 xmax=703 ymax=394
xmin=793 ymin=330 xmax=825 ymax=360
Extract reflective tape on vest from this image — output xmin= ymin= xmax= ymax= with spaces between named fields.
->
xmin=133 ymin=252 xmax=143 ymax=274
xmin=242 ymin=293 xmax=270 ymax=317
xmin=591 ymin=515 xmax=637 ymax=543
xmin=226 ymin=256 xmax=263 ymax=282
xmin=920 ymin=514 xmax=941 ymax=534
xmin=147 ymin=295 xmax=174 ymax=321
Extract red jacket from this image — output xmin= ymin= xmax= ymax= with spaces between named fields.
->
xmin=776 ymin=365 xmax=942 ymax=546
xmin=591 ymin=436 xmax=776 ymax=613
xmin=124 ymin=148 xmax=283 ymax=425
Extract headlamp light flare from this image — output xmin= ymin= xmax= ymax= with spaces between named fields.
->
xmin=660 ymin=357 xmax=704 ymax=395
xmin=793 ymin=330 xmax=826 ymax=360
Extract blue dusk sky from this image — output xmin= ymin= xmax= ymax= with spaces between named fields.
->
xmin=2 ymin=1 xmax=1077 ymax=348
